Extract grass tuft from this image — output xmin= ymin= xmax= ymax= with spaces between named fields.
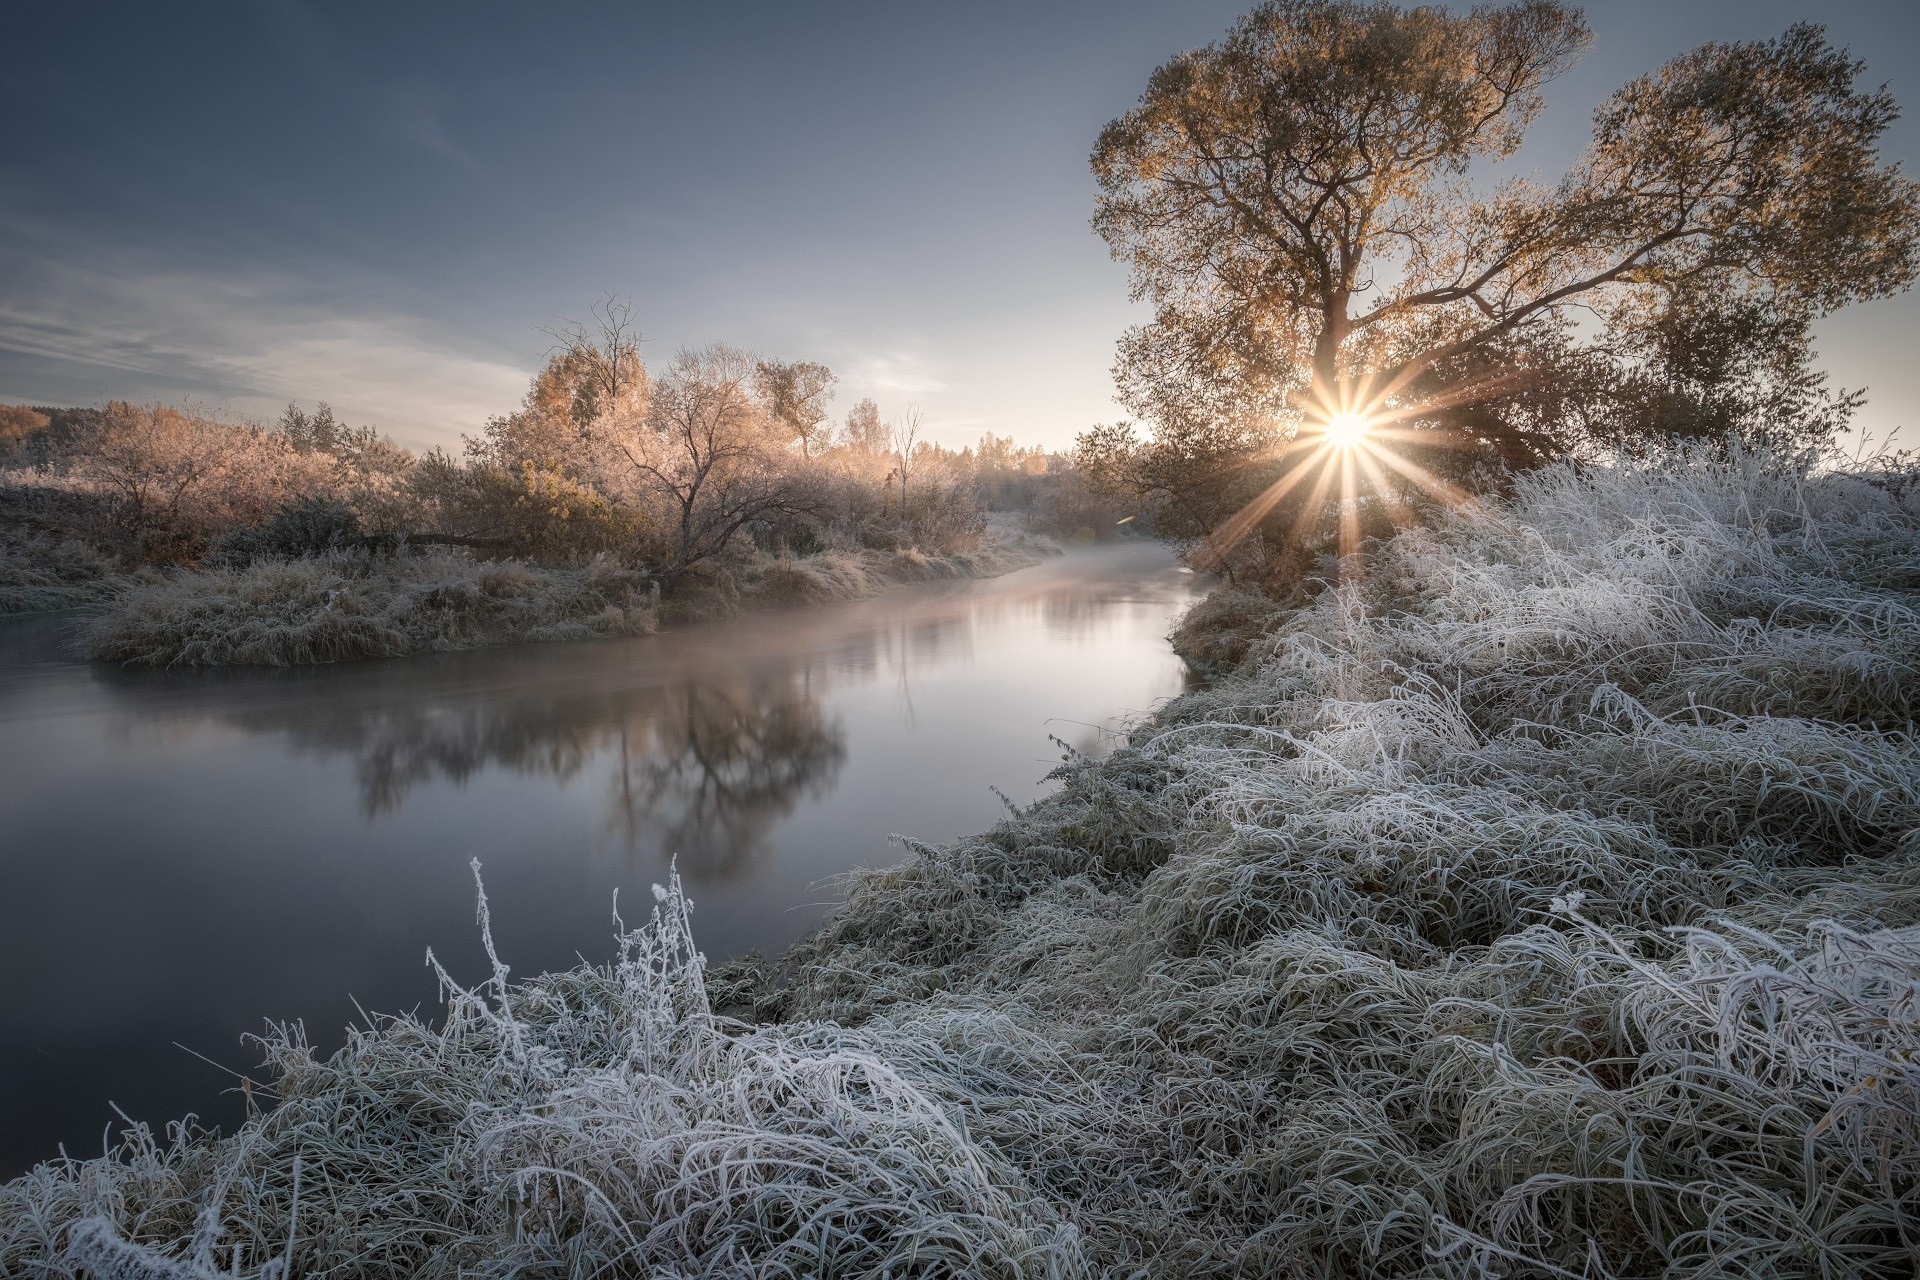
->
xmin=0 ymin=532 xmax=125 ymax=614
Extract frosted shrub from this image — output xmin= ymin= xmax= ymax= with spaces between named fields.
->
xmin=63 ymin=402 xmax=342 ymax=565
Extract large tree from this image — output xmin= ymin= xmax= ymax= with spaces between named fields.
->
xmin=1092 ymin=2 xmax=1919 ymax=454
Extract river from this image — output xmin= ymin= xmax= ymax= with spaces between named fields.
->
xmin=0 ymin=541 xmax=1199 ymax=1176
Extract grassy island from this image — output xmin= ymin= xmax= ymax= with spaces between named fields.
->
xmin=73 ymin=533 xmax=1055 ymax=668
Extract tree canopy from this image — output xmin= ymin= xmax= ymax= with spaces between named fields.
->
xmin=754 ymin=359 xmax=837 ymax=457
xmin=1092 ymin=2 xmax=1919 ymax=447
xmin=1084 ymin=1 xmax=1920 ymax=578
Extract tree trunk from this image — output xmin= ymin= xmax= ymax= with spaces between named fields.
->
xmin=1310 ymin=299 xmax=1350 ymax=414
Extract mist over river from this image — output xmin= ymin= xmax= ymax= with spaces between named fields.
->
xmin=0 ymin=542 xmax=1198 ymax=1175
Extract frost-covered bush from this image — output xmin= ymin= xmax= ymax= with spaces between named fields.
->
xmin=61 ymin=402 xmax=342 ymax=565
xmin=211 ymin=497 xmax=372 ymax=567
xmin=9 ymin=448 xmax=1920 ymax=1277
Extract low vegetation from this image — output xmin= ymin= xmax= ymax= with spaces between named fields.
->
xmin=77 ymin=554 xmax=661 ymax=667
xmin=6 ymin=447 xmax=1916 ymax=1277
xmin=0 ymin=533 xmax=124 ymax=615
xmin=78 ymin=532 xmax=1053 ymax=668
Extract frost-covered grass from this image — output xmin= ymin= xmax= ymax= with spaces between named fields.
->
xmin=7 ymin=448 xmax=1919 ymax=1277
xmin=0 ymin=533 xmax=124 ymax=614
xmin=78 ymin=553 xmax=661 ymax=667
xmin=78 ymin=533 xmax=1056 ymax=667
xmin=740 ymin=534 xmax=1057 ymax=610
xmin=0 ymin=870 xmax=1079 ymax=1279
xmin=1166 ymin=583 xmax=1280 ymax=676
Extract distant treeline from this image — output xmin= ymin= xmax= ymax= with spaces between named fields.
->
xmin=0 ymin=313 xmax=1122 ymax=590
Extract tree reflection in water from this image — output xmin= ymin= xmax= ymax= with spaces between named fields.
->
xmin=607 ymin=681 xmax=844 ymax=878
xmin=214 ymin=669 xmax=846 ymax=879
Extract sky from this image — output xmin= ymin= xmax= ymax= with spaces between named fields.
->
xmin=3 ymin=0 xmax=1917 ymax=454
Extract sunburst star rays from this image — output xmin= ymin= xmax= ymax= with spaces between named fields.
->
xmin=1196 ymin=371 xmax=1514 ymax=573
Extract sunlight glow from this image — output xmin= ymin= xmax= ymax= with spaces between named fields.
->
xmin=1320 ymin=410 xmax=1373 ymax=448
xmin=1195 ymin=368 xmax=1516 ymax=579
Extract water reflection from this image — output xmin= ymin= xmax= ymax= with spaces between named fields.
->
xmin=212 ymin=671 xmax=847 ymax=877
xmin=0 ymin=543 xmax=1200 ymax=1176
xmin=99 ymin=555 xmax=1187 ymax=874
xmin=602 ymin=681 xmax=845 ymax=877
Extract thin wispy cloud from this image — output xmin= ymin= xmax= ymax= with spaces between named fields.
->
xmin=0 ymin=222 xmax=527 ymax=447
xmin=835 ymin=349 xmax=949 ymax=399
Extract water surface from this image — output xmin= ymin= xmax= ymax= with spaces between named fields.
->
xmin=0 ymin=543 xmax=1197 ymax=1175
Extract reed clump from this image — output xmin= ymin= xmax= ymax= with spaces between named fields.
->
xmin=6 ymin=447 xmax=1919 ymax=1278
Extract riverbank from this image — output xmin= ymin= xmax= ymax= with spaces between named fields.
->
xmin=5 ymin=450 xmax=1916 ymax=1276
xmin=0 ymin=532 xmax=130 ymax=614
xmin=64 ymin=530 xmax=1057 ymax=667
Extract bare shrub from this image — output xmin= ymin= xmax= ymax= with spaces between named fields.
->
xmin=599 ymin=345 xmax=811 ymax=584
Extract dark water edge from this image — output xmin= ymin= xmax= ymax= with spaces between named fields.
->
xmin=0 ymin=542 xmax=1199 ymax=1177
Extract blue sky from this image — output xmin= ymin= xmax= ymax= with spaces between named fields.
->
xmin=3 ymin=0 xmax=1917 ymax=452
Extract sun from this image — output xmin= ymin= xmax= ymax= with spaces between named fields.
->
xmin=1320 ymin=410 xmax=1373 ymax=448
xmin=1194 ymin=376 xmax=1487 ymax=579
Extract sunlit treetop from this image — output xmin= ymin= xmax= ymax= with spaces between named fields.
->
xmin=1087 ymin=0 xmax=1920 ymax=571
xmin=1093 ymin=1 xmax=1918 ymax=427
